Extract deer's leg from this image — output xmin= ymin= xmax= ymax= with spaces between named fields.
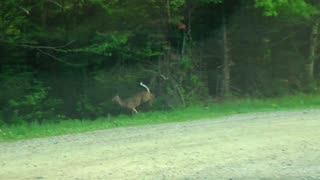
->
xmin=132 ymin=108 xmax=138 ymax=114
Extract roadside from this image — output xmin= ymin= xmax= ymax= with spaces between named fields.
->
xmin=0 ymin=110 xmax=320 ymax=179
xmin=2 ymin=94 xmax=320 ymax=142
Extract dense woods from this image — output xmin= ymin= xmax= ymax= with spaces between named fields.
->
xmin=1 ymin=0 xmax=320 ymax=124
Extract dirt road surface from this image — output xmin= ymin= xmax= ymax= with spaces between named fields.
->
xmin=1 ymin=110 xmax=320 ymax=179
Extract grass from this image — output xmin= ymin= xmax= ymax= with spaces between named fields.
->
xmin=1 ymin=93 xmax=320 ymax=142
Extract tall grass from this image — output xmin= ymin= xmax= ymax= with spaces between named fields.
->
xmin=1 ymin=94 xmax=320 ymax=142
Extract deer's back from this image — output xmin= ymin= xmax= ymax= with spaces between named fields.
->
xmin=141 ymin=92 xmax=155 ymax=102
xmin=125 ymin=92 xmax=154 ymax=108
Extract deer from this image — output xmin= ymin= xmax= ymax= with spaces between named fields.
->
xmin=112 ymin=82 xmax=155 ymax=114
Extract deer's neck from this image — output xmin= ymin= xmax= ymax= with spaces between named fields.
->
xmin=115 ymin=97 xmax=127 ymax=107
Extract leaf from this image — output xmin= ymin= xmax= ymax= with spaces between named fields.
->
xmin=255 ymin=0 xmax=319 ymax=18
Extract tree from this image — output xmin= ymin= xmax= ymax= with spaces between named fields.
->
xmin=221 ymin=1 xmax=231 ymax=97
xmin=255 ymin=0 xmax=320 ymax=87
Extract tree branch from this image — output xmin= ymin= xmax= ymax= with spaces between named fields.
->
xmin=37 ymin=48 xmax=86 ymax=67
xmin=20 ymin=40 xmax=76 ymax=52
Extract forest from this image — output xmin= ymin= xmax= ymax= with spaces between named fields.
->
xmin=1 ymin=0 xmax=320 ymax=125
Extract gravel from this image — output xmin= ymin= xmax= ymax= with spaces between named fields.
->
xmin=1 ymin=110 xmax=320 ymax=179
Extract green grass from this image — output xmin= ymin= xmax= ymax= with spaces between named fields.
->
xmin=1 ymin=94 xmax=320 ymax=142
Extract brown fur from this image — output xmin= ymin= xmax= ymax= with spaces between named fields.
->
xmin=112 ymin=91 xmax=155 ymax=114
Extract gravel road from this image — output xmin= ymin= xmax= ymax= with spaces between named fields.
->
xmin=1 ymin=110 xmax=320 ymax=179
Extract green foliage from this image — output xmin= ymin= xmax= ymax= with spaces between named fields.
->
xmin=255 ymin=0 xmax=319 ymax=18
xmin=0 ymin=0 xmax=31 ymax=43
xmin=1 ymin=93 xmax=320 ymax=142
xmin=181 ymin=55 xmax=192 ymax=70
xmin=70 ymin=32 xmax=130 ymax=56
xmin=76 ymin=95 xmax=103 ymax=118
xmin=1 ymin=0 xmax=320 ymax=125
xmin=0 ymin=67 xmax=63 ymax=124
xmin=158 ymin=54 xmax=209 ymax=107
xmin=200 ymin=0 xmax=223 ymax=4
xmin=170 ymin=0 xmax=187 ymax=13
xmin=0 ymin=68 xmax=43 ymax=104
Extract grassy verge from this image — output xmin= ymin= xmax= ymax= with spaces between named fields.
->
xmin=1 ymin=94 xmax=320 ymax=142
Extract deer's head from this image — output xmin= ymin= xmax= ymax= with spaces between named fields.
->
xmin=112 ymin=95 xmax=120 ymax=103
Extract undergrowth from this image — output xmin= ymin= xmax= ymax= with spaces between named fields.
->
xmin=0 ymin=94 xmax=319 ymax=142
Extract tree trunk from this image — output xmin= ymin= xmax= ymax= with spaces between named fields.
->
xmin=41 ymin=1 xmax=48 ymax=28
xmin=221 ymin=6 xmax=231 ymax=97
xmin=306 ymin=18 xmax=320 ymax=83
xmin=181 ymin=30 xmax=187 ymax=56
xmin=166 ymin=0 xmax=171 ymax=24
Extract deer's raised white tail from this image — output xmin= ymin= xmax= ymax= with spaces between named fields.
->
xmin=112 ymin=82 xmax=155 ymax=114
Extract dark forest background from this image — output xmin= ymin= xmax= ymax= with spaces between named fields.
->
xmin=1 ymin=0 xmax=320 ymax=124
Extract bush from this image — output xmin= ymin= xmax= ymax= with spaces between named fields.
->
xmin=0 ymin=67 xmax=63 ymax=124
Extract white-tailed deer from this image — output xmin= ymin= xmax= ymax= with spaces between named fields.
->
xmin=112 ymin=82 xmax=155 ymax=114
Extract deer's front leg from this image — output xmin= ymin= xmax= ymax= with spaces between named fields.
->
xmin=132 ymin=108 xmax=138 ymax=114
